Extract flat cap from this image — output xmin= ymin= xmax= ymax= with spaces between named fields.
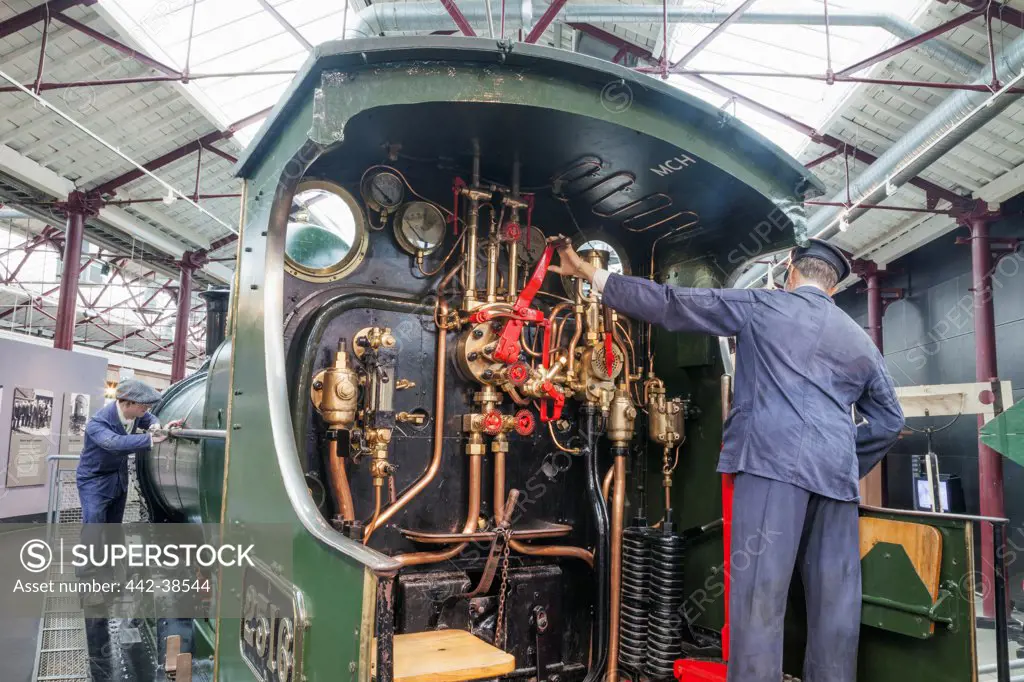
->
xmin=792 ymin=238 xmax=851 ymax=282
xmin=115 ymin=379 xmax=162 ymax=405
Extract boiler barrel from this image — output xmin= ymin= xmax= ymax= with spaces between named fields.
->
xmin=136 ymin=340 xmax=230 ymax=523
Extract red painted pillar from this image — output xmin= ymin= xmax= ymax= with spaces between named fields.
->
xmin=970 ymin=213 xmax=1004 ymax=619
xmin=170 ymin=253 xmax=196 ymax=383
xmin=53 ymin=191 xmax=87 ymax=350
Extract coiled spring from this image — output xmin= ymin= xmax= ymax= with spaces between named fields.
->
xmin=645 ymin=528 xmax=686 ymax=679
xmin=618 ymin=526 xmax=651 ymax=671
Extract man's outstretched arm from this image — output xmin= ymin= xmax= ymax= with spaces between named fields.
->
xmin=550 ymin=240 xmax=756 ymax=337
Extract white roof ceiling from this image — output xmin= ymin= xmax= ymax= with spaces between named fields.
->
xmin=2 ymin=0 xmax=1024 ymax=361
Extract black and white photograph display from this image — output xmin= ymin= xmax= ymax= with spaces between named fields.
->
xmin=6 ymin=387 xmax=54 ymax=487
xmin=59 ymin=392 xmax=92 ymax=467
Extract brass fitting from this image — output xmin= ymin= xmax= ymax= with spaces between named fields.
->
xmin=397 ymin=411 xmax=427 ymax=425
xmin=466 ymin=432 xmax=487 ymax=456
xmin=310 ymin=340 xmax=360 ymax=430
xmin=607 ymin=388 xmax=637 ymax=447
xmin=395 ymin=379 xmax=416 ymax=390
xmin=354 ymin=326 xmax=396 ymax=357
xmin=647 ymin=379 xmax=685 ymax=450
xmin=367 ymin=427 xmax=394 ymax=485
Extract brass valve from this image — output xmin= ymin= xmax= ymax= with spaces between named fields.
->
xmin=354 ymin=326 xmax=396 ymax=357
xmin=367 ymin=427 xmax=394 ymax=485
xmin=397 ymin=411 xmax=427 ymax=425
xmin=647 ymin=378 xmax=685 ymax=450
xmin=607 ymin=388 xmax=636 ymax=447
xmin=310 ymin=340 xmax=360 ymax=430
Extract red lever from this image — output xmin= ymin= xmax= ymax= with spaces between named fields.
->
xmin=604 ymin=331 xmax=614 ymax=378
xmin=488 ymin=242 xmax=559 ymax=365
xmin=538 ymin=381 xmax=565 ymax=423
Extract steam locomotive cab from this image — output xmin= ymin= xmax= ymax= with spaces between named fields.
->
xmin=138 ymin=38 xmax=984 ymax=682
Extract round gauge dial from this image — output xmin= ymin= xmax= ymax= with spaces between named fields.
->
xmin=517 ymin=225 xmax=547 ymax=265
xmin=395 ymin=201 xmax=446 ymax=255
xmin=361 ymin=170 xmax=405 ymax=212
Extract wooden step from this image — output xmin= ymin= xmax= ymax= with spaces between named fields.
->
xmin=390 ymin=630 xmax=515 ymax=682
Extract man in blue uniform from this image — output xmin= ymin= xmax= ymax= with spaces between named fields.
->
xmin=77 ymin=379 xmax=167 ymax=528
xmin=552 ymin=238 xmax=904 ymax=682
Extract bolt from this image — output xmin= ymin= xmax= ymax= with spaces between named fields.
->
xmin=472 ymin=329 xmax=484 ymax=339
xmin=250 ymin=284 xmax=258 ymax=290
xmin=468 ymin=352 xmax=479 ymax=361
xmin=349 ymin=662 xmax=357 ymax=673
xmin=483 ymin=370 xmax=494 ymax=380
xmin=244 ymin=246 xmax=252 ymax=252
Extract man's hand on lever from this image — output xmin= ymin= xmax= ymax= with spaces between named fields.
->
xmin=547 ymin=235 xmax=596 ymax=282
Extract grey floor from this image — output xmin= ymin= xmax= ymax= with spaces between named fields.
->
xmin=0 ymin=617 xmax=41 ymax=682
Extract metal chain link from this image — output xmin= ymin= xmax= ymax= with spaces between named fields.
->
xmin=493 ymin=529 xmax=512 ymax=648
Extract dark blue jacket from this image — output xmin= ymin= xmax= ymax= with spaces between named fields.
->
xmin=76 ymin=401 xmax=155 ymax=499
xmin=603 ymin=274 xmax=904 ymax=501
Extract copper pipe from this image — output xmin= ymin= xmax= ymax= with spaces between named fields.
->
xmin=607 ymin=452 xmax=627 ymax=682
xmin=535 ymin=289 xmax=573 ymax=304
xmin=602 ymin=465 xmax=614 ymax=503
xmin=438 ymin=261 xmax=464 ymax=296
xmin=520 ymin=325 xmax=542 ymax=358
xmin=368 ymin=299 xmax=449 ymax=534
xmin=509 ymin=540 xmax=595 ymax=568
xmin=326 ymin=439 xmax=356 ymax=522
xmin=363 ymin=486 xmax=382 ymax=545
xmin=394 ymin=452 xmax=482 ymax=567
xmin=494 ymin=448 xmax=507 ymax=523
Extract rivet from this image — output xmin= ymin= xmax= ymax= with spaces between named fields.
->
xmin=233 ymin=424 xmax=242 ymax=430
xmin=251 ymin=284 xmax=258 ymax=290
xmin=234 ymin=390 xmax=243 ymax=396
xmin=245 ymin=247 xmax=253 ymax=252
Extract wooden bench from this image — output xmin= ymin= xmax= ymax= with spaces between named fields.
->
xmin=387 ymin=630 xmax=516 ymax=682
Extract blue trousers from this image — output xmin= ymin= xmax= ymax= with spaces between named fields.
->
xmin=727 ymin=473 xmax=861 ymax=682
xmin=78 ymin=482 xmax=127 ymax=579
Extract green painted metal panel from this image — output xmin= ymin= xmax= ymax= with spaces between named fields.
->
xmin=855 ymin=511 xmax=977 ymax=682
xmin=980 ymin=399 xmax=1024 ymax=466
xmin=861 ymin=542 xmax=957 ymax=640
xmin=214 ymin=95 xmax=378 ymax=682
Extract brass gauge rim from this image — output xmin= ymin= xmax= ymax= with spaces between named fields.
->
xmin=394 ymin=201 xmax=446 ymax=256
xmin=285 ymin=179 xmax=369 ymax=284
xmin=360 ymin=169 xmax=405 ymax=213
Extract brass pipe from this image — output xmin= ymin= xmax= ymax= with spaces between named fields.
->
xmin=326 ymin=439 xmax=356 ymax=522
xmin=602 ymin=465 xmax=614 ymax=503
xmin=363 ymin=487 xmax=382 ymax=545
xmin=607 ymin=452 xmax=627 ymax=682
xmin=465 ymin=204 xmax=479 ymax=305
xmin=547 ymin=421 xmax=580 ymax=454
xmin=567 ymin=308 xmax=583 ymax=374
xmin=509 ymin=540 xmax=595 ymax=568
xmin=438 ymin=261 xmax=464 ymax=296
xmin=486 ymin=237 xmax=500 ymax=303
xmin=394 ymin=453 xmax=482 ymax=567
xmin=368 ymin=299 xmax=449 ymax=533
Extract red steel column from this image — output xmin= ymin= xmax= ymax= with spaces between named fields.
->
xmin=170 ymin=253 xmax=196 ymax=382
xmin=970 ymin=213 xmax=1003 ymax=619
xmin=865 ymin=269 xmax=884 ymax=351
xmin=53 ymin=192 xmax=88 ymax=350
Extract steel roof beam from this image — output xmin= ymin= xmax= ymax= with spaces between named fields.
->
xmin=51 ymin=13 xmax=181 ymax=77
xmin=669 ymin=0 xmax=759 ymax=71
xmin=526 ymin=0 xmax=570 ymax=43
xmin=90 ymin=107 xmax=271 ymax=197
xmin=255 ymin=0 xmax=313 ymax=50
xmin=0 ymin=0 xmax=95 ymax=41
xmin=836 ymin=9 xmax=980 ymax=78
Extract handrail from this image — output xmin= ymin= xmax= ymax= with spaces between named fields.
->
xmin=859 ymin=504 xmax=1008 ymax=525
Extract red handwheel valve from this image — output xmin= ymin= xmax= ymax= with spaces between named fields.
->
xmin=482 ymin=410 xmax=504 ymax=436
xmin=513 ymin=409 xmax=536 ymax=436
xmin=506 ymin=361 xmax=530 ymax=387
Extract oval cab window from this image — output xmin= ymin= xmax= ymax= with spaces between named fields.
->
xmin=285 ymin=180 xmax=368 ymax=282
xmin=562 ymin=239 xmax=627 ymax=297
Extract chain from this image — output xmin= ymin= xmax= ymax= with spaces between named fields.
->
xmin=493 ymin=528 xmax=512 ymax=648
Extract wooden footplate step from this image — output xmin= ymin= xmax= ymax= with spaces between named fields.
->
xmin=391 ymin=630 xmax=516 ymax=682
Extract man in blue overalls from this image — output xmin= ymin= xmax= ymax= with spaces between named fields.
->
xmin=77 ymin=379 xmax=167 ymax=529
xmin=552 ymin=238 xmax=905 ymax=682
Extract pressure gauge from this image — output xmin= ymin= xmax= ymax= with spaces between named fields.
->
xmin=394 ymin=201 xmax=446 ymax=255
xmin=517 ymin=225 xmax=547 ymax=265
xmin=361 ymin=170 xmax=405 ymax=213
